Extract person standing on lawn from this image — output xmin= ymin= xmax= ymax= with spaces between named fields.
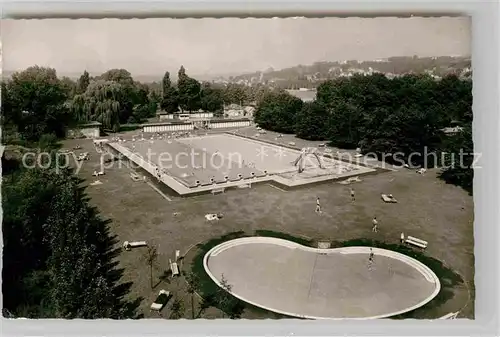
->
xmin=315 ymin=197 xmax=321 ymax=213
xmin=372 ymin=217 xmax=378 ymax=232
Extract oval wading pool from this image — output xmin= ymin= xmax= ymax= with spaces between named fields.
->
xmin=203 ymin=237 xmax=440 ymax=319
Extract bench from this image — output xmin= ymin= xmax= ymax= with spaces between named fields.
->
xmin=205 ymin=213 xmax=219 ymax=221
xmin=416 ymin=168 xmax=427 ymax=174
xmin=92 ymin=170 xmax=105 ymax=177
xmin=381 ymin=194 xmax=398 ymax=203
xmin=123 ymin=240 xmax=147 ymax=251
xmin=339 ymin=176 xmax=362 ymax=185
xmin=405 ymin=236 xmax=428 ymax=249
xmin=211 ymin=187 xmax=225 ymax=195
xmin=130 ymin=172 xmax=142 ymax=182
xmin=150 ymin=290 xmax=171 ymax=311
xmin=169 ymin=259 xmax=180 ymax=276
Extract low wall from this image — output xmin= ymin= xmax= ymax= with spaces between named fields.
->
xmin=143 ymin=123 xmax=194 ymax=133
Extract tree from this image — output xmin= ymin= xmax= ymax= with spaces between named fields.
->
xmin=360 ymin=104 xmax=443 ymax=166
xmin=161 ymin=87 xmax=180 ymax=114
xmin=98 ymin=69 xmax=136 ymax=122
xmin=177 ymin=66 xmax=201 ymax=112
xmin=77 ymin=70 xmax=90 ymax=94
xmin=214 ymin=274 xmax=244 ymax=319
xmin=249 ymin=72 xmax=472 ymax=191
xmin=69 ymin=80 xmax=123 ymax=131
xmin=326 ymin=101 xmax=367 ymax=149
xmin=250 ymin=85 xmax=272 ymax=104
xmin=3 ymin=167 xmax=140 ymax=318
xmin=223 ymin=84 xmax=248 ymax=105
xmin=147 ymin=83 xmax=162 ymax=106
xmin=1 ymin=81 xmax=15 ymax=127
xmin=254 ymin=91 xmax=303 ymax=133
xmin=169 ymin=298 xmax=184 ymax=319
xmin=132 ymin=82 xmax=150 ymax=106
xmin=161 ymin=71 xmax=179 ymax=113
xmin=197 ymin=294 xmax=216 ymax=318
xmin=99 ymin=69 xmax=134 ymax=86
xmin=178 ymin=66 xmax=186 ymax=81
xmin=439 ymin=126 xmax=473 ymax=194
xmin=436 ymin=74 xmax=472 ymax=124
xmin=185 ymin=272 xmax=200 ymax=319
xmin=5 ymin=66 xmax=70 ymax=141
xmin=143 ymin=246 xmax=158 ymax=290
xmin=162 ymin=71 xmax=172 ymax=96
xmin=60 ymin=76 xmax=77 ymax=99
xmin=129 ymin=82 xmax=155 ymax=122
xmin=200 ymin=83 xmax=224 ymax=113
xmin=295 ymin=102 xmax=329 ymax=140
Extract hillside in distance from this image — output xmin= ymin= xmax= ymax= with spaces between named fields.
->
xmin=212 ymin=56 xmax=471 ymax=88
xmin=2 ymin=56 xmax=471 ymax=88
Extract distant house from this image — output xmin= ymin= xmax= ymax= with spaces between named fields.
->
xmin=157 ymin=111 xmax=175 ymax=121
xmin=285 ymin=89 xmax=317 ymax=102
xmin=224 ymin=103 xmax=244 ymax=118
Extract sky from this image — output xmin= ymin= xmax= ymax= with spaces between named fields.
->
xmin=1 ymin=17 xmax=470 ymax=77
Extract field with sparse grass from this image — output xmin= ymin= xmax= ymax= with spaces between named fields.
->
xmin=62 ymin=126 xmax=474 ymax=319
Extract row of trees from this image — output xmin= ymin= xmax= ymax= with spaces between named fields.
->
xmin=69 ymin=69 xmax=158 ymax=131
xmin=0 ymin=64 xmax=253 ymax=318
xmin=2 ymin=159 xmax=141 ymax=318
xmin=160 ymin=66 xmax=221 ymax=113
xmin=254 ymin=73 xmax=473 ymax=193
xmin=1 ymin=65 xmax=271 ymax=143
xmin=1 ymin=66 xmax=159 ymax=141
xmin=159 ymin=66 xmax=273 ymax=114
xmin=1 ymin=67 xmax=149 ymax=317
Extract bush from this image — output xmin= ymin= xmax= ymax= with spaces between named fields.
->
xmin=256 ymin=73 xmax=473 ymax=191
xmin=37 ymin=133 xmax=60 ymax=151
xmin=3 ymin=168 xmax=141 ymax=318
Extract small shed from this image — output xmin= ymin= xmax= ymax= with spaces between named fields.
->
xmin=68 ymin=122 xmax=102 ymax=139
xmin=157 ymin=111 xmax=176 ymax=121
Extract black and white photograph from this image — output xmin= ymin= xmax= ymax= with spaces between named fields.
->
xmin=1 ymin=17 xmax=474 ymax=321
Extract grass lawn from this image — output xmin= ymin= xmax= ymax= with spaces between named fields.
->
xmin=62 ymin=126 xmax=474 ymax=319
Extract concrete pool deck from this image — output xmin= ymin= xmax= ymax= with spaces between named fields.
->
xmin=204 ymin=237 xmax=441 ymax=319
xmin=107 ymin=133 xmax=377 ymax=196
